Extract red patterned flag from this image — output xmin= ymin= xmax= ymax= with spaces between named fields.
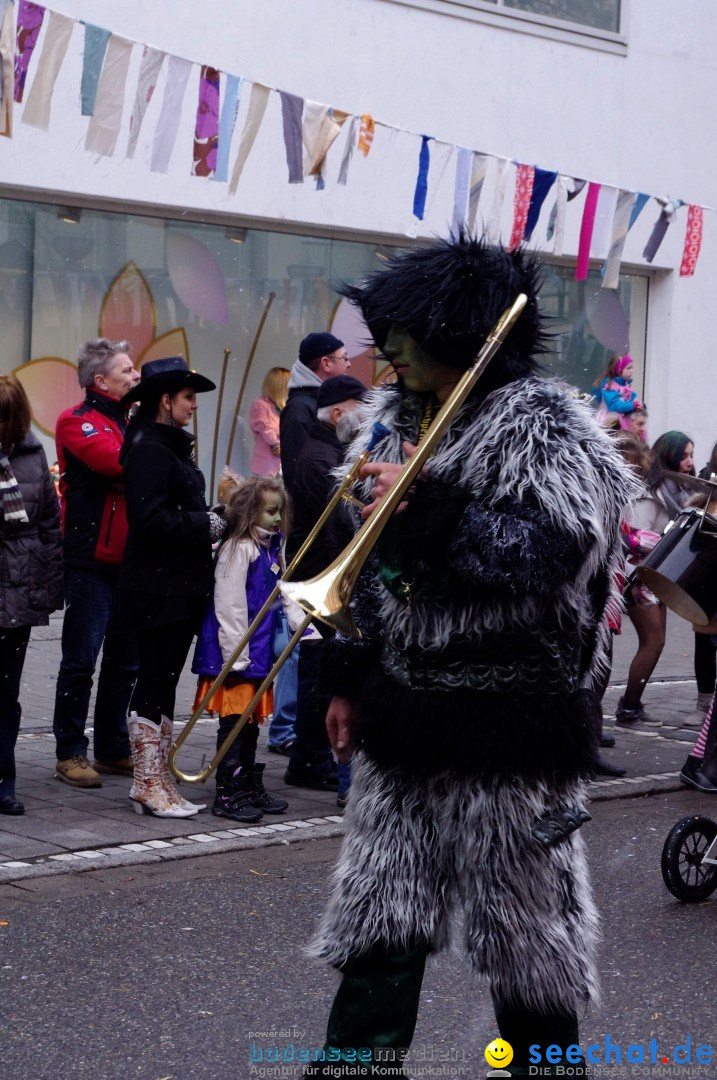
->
xmin=680 ymin=204 xmax=703 ymax=277
xmin=509 ymin=164 xmax=535 ymax=251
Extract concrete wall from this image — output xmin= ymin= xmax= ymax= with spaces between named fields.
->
xmin=1 ymin=0 xmax=715 ymax=458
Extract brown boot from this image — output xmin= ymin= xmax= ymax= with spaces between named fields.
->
xmin=54 ymin=756 xmax=102 ymax=788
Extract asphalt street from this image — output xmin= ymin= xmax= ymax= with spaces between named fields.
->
xmin=0 ymin=788 xmax=716 ymax=1080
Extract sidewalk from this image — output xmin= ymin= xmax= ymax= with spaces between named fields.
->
xmin=0 ymin=609 xmax=706 ymax=883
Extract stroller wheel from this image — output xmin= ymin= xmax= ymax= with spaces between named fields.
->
xmin=661 ymin=815 xmax=717 ymax=902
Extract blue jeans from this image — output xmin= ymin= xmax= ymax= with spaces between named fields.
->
xmin=268 ymin=611 xmax=298 ymax=748
xmin=53 ymin=567 xmax=137 ymax=761
xmin=0 ymin=626 xmax=31 ymax=798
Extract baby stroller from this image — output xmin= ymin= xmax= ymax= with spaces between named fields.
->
xmin=661 ymin=815 xmax=717 ymax=902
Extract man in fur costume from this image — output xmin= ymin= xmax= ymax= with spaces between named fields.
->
xmin=304 ymin=235 xmax=635 ymax=1079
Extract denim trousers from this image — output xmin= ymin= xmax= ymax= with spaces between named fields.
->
xmin=267 ymin=611 xmax=299 ymax=748
xmin=53 ymin=567 xmax=137 ymax=760
xmin=0 ymin=625 xmax=32 ymax=797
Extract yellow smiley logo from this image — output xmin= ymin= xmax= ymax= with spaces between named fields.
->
xmin=485 ymin=1038 xmax=514 ymax=1069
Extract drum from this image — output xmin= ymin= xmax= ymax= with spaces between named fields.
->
xmin=637 ymin=509 xmax=717 ymax=625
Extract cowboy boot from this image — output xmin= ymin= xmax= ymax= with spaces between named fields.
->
xmin=128 ymin=714 xmax=199 ymax=818
xmin=159 ymin=715 xmax=206 ymax=812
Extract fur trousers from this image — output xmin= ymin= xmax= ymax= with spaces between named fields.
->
xmin=309 ymin=755 xmax=600 ymax=1015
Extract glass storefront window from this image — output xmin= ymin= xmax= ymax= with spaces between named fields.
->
xmin=498 ymin=0 xmax=621 ymax=33
xmin=0 ymin=195 xmax=646 ymax=495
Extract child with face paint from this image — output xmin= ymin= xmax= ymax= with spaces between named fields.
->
xmin=192 ymin=476 xmax=317 ymax=822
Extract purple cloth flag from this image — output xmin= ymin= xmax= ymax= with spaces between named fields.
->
xmin=14 ymin=0 xmax=45 ymax=103
xmin=193 ymin=65 xmax=220 ymax=177
xmin=643 ymin=199 xmax=682 ymax=263
xmin=279 ymin=90 xmax=303 ymax=183
xmin=524 ymin=167 xmax=557 ymax=241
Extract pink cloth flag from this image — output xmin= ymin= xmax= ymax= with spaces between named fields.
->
xmin=508 ymin=164 xmax=535 ymax=251
xmin=126 ymin=45 xmax=165 ymax=159
xmin=85 ymin=34 xmax=133 ymax=156
xmin=193 ymin=64 xmax=219 ymax=177
xmin=575 ymin=182 xmax=601 ymax=280
xmin=21 ymin=9 xmax=74 ymax=129
xmin=680 ymin=205 xmax=704 ymax=277
xmin=14 ymin=0 xmax=44 ymax=103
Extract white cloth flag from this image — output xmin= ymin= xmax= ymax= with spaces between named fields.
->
xmin=590 ymin=184 xmax=618 ymax=259
xmin=22 ymin=11 xmax=74 ymax=130
xmin=451 ymin=146 xmax=472 ymax=237
xmin=85 ymin=35 xmax=133 ymax=156
xmin=150 ymin=54 xmax=193 ymax=173
xmin=467 ymin=152 xmax=489 ymax=231
xmin=126 ymin=46 xmax=165 ymax=159
xmin=337 ymin=115 xmax=358 ymax=186
xmin=552 ymin=174 xmax=570 ymax=255
xmin=228 ymin=83 xmax=270 ymax=195
xmin=602 ymin=190 xmax=637 ymax=289
xmin=486 ymin=158 xmax=511 ymax=244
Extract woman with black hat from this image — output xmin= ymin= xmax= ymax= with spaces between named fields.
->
xmin=117 ymin=357 xmax=220 ymax=818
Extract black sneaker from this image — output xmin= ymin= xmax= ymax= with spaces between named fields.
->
xmin=615 ymin=696 xmax=662 ymax=729
xmin=680 ymin=755 xmax=717 ymax=793
xmin=267 ymin=739 xmax=295 ymax=757
xmin=284 ymin=760 xmax=339 ymax=792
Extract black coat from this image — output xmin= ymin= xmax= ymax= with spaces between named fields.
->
xmin=118 ymin=422 xmax=213 ymax=600
xmin=280 ymin=385 xmax=319 ymax=491
xmin=0 ymin=433 xmax=63 ymax=628
xmin=286 ymin=421 xmax=351 ymax=579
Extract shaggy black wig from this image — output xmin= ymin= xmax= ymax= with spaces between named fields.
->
xmin=340 ymin=232 xmax=548 ymax=381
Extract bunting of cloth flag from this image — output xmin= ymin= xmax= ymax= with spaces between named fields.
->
xmin=643 ymin=198 xmax=683 ymax=263
xmin=548 ymin=177 xmax=585 ymax=251
xmin=21 ymin=8 xmax=72 ymax=129
xmin=150 ymin=53 xmax=192 ymax=173
xmin=680 ymin=204 xmax=703 ymax=276
xmin=85 ymin=34 xmax=133 ymax=156
xmin=304 ymin=103 xmax=348 ymax=180
xmin=228 ymin=82 xmax=270 ymax=194
xmin=0 ymin=0 xmax=14 ymax=136
xmin=451 ymin=145 xmax=471 ymax=237
xmin=412 ymin=135 xmax=431 ymax=221
xmin=279 ymin=90 xmax=303 ymax=183
xmin=212 ymin=73 xmax=242 ymax=183
xmin=193 ymin=65 xmax=219 ymax=177
xmin=576 ymin=181 xmax=601 ymax=279
xmin=125 ymin=45 xmax=165 ymax=159
xmin=467 ymin=152 xmax=489 ymax=231
xmin=523 ymin=167 xmax=557 ymax=242
xmin=591 ymin=185 xmax=618 ymax=260
xmin=14 ymin=0 xmax=44 ymax=102
xmin=509 ymin=163 xmax=535 ymax=251
xmin=338 ymin=114 xmax=358 ymax=185
xmin=357 ymin=112 xmax=374 ymax=156
xmin=602 ymin=189 xmax=637 ymax=288
xmin=80 ymin=24 xmax=111 ymax=115
xmin=486 ymin=158 xmax=511 ymax=243
xmin=628 ymin=192 xmax=650 ymax=230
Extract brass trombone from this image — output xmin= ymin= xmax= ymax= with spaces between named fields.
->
xmin=170 ymin=292 xmax=527 ymax=783
xmin=169 ymin=439 xmax=379 ymax=784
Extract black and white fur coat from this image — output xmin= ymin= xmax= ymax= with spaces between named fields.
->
xmin=323 ymin=375 xmax=638 ymax=782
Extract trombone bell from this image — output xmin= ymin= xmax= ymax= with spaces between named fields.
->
xmin=280 ymin=572 xmax=361 ymax=639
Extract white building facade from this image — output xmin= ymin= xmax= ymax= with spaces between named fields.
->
xmin=0 ymin=0 xmax=714 ymax=489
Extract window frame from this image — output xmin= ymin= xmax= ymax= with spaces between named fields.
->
xmin=379 ymin=0 xmax=628 ymax=55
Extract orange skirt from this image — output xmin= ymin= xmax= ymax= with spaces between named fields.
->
xmin=193 ymin=676 xmax=273 ymax=723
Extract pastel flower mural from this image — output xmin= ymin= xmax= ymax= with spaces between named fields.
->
xmin=14 ymin=261 xmax=190 ymax=436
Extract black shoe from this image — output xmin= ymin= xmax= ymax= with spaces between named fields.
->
xmin=0 ymin=795 xmax=24 ymax=816
xmin=337 ymin=792 xmax=349 ymax=810
xmin=594 ymin=755 xmax=627 ymax=778
xmin=212 ymin=776 xmax=263 ymax=823
xmin=267 ymin=739 xmax=295 ymax=757
xmin=285 ymin=760 xmax=339 ymax=792
xmin=680 ymin=756 xmax=717 ymax=794
xmin=249 ymin=763 xmax=288 ymax=814
xmin=600 ymin=734 xmax=615 ymax=748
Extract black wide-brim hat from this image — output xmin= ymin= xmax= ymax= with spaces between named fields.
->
xmin=120 ymin=356 xmax=215 ymax=408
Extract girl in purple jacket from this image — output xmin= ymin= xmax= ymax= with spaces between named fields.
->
xmin=192 ymin=476 xmax=314 ymax=822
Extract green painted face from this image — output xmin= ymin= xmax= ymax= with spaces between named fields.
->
xmin=382 ymin=325 xmax=459 ymax=402
xmin=257 ymin=490 xmax=283 ymax=534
